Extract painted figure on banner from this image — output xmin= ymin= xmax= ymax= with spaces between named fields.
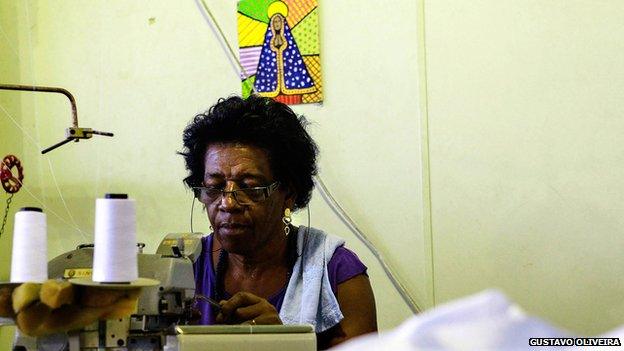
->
xmin=238 ymin=0 xmax=323 ymax=105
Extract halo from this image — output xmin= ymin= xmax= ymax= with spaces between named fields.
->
xmin=268 ymin=1 xmax=288 ymax=18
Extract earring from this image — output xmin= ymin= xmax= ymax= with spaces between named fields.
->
xmin=209 ymin=225 xmax=214 ymax=232
xmin=282 ymin=208 xmax=292 ymax=236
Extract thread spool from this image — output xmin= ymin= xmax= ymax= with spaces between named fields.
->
xmin=10 ymin=207 xmax=47 ymax=283
xmin=92 ymin=193 xmax=138 ymax=283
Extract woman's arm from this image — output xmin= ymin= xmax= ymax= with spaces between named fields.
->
xmin=317 ymin=274 xmax=377 ymax=349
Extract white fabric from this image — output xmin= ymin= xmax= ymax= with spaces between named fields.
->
xmin=331 ymin=290 xmax=584 ymax=351
xmin=279 ymin=226 xmax=345 ymax=333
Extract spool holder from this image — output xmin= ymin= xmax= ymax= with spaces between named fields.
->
xmin=0 ymin=84 xmax=114 ymax=154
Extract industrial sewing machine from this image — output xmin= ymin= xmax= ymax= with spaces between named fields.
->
xmin=12 ymin=233 xmax=316 ymax=351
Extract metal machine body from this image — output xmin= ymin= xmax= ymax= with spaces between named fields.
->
xmin=14 ymin=233 xmax=203 ymax=351
xmin=12 ymin=233 xmax=316 ymax=351
xmin=173 ymin=325 xmax=316 ymax=351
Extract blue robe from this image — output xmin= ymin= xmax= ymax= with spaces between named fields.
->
xmin=254 ymin=17 xmax=316 ymax=97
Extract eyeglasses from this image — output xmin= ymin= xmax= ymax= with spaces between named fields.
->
xmin=192 ymin=181 xmax=280 ymax=206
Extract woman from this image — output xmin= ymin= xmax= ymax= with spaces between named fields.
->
xmin=180 ymin=95 xmax=377 ymax=349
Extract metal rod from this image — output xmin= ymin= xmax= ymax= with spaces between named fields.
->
xmin=195 ymin=294 xmax=222 ymax=311
xmin=41 ymin=138 xmax=73 ymax=154
xmin=0 ymin=83 xmax=79 ymax=127
xmin=91 ymin=130 xmax=114 ymax=137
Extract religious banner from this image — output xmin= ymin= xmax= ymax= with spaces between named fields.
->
xmin=237 ymin=0 xmax=322 ymax=105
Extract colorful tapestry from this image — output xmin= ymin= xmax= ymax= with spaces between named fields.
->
xmin=238 ymin=0 xmax=322 ymax=104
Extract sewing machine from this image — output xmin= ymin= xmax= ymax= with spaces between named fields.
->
xmin=12 ymin=233 xmax=316 ymax=351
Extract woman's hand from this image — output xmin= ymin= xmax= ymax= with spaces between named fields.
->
xmin=215 ymin=291 xmax=282 ymax=325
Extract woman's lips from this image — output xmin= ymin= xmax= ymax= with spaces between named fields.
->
xmin=218 ymin=223 xmax=250 ymax=235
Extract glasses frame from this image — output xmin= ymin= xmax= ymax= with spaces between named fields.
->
xmin=192 ymin=181 xmax=281 ymax=206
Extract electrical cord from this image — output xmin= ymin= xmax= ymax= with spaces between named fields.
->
xmin=314 ymin=176 xmax=421 ymax=313
xmin=194 ymin=0 xmax=253 ymax=93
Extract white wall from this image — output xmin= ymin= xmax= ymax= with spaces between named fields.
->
xmin=0 ymin=1 xmax=42 ymax=344
xmin=424 ymin=0 xmax=624 ymax=335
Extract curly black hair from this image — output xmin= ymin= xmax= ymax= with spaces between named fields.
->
xmin=180 ymin=95 xmax=319 ymax=210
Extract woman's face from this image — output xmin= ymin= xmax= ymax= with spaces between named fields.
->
xmin=202 ymin=143 xmax=291 ymax=255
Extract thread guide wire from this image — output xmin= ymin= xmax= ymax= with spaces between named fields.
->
xmin=0 ymin=84 xmax=114 ymax=154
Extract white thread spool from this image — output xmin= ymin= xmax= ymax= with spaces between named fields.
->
xmin=10 ymin=207 xmax=48 ymax=283
xmin=92 ymin=194 xmax=138 ymax=283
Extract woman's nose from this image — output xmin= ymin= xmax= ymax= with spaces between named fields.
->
xmin=219 ymin=190 xmax=241 ymax=210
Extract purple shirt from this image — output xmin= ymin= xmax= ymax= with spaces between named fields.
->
xmin=193 ymin=234 xmax=367 ymax=325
